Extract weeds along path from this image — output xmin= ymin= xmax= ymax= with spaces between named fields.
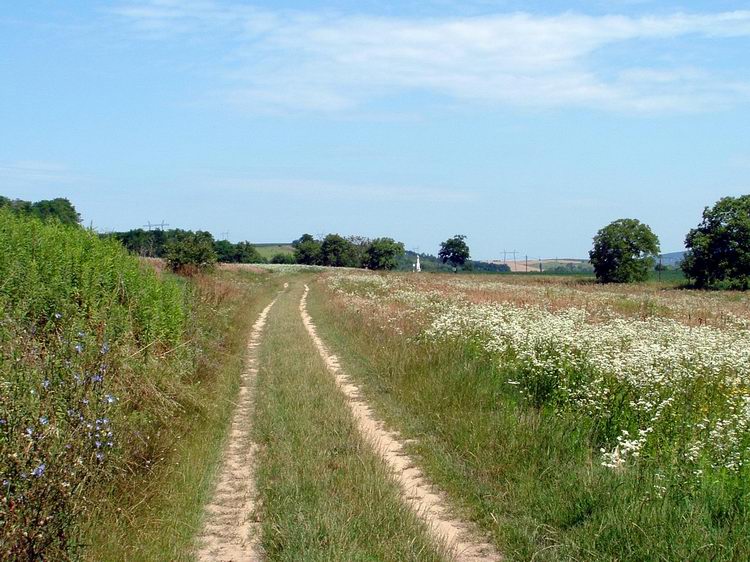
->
xmin=196 ymin=295 xmax=280 ymax=562
xmin=299 ymin=284 xmax=502 ymax=562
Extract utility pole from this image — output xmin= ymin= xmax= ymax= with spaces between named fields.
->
xmin=539 ymin=258 xmax=543 ymax=273
xmin=525 ymin=254 xmax=528 ymax=272
xmin=503 ymin=249 xmax=507 ymax=264
xmin=143 ymin=220 xmax=169 ymax=232
xmin=221 ymin=231 xmax=230 ymax=240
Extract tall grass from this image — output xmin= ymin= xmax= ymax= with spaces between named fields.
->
xmin=0 ymin=211 xmax=267 ymax=560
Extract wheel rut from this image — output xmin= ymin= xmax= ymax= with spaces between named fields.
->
xmin=299 ymin=284 xmax=502 ymax=562
xmin=196 ymin=296 xmax=279 ymax=562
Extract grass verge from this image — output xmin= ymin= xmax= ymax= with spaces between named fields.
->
xmin=307 ymin=280 xmax=750 ymax=561
xmin=253 ymin=280 xmax=444 ymax=561
xmin=83 ymin=270 xmax=282 ymax=561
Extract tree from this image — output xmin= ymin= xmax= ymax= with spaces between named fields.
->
xmin=682 ymin=195 xmax=750 ymax=289
xmin=293 ymin=234 xmax=322 ymax=265
xmin=589 ymin=219 xmax=660 ymax=283
xmin=0 ymin=196 xmax=80 ymax=225
xmin=31 ymin=198 xmax=80 ymax=225
xmin=214 ymin=240 xmax=265 ymax=263
xmin=320 ymin=234 xmax=360 ymax=267
xmin=164 ymin=231 xmax=217 ymax=273
xmin=214 ymin=239 xmax=237 ymax=262
xmin=439 ymin=235 xmax=470 ymax=270
xmin=365 ymin=238 xmax=405 ymax=270
xmin=234 ymin=241 xmax=265 ymax=264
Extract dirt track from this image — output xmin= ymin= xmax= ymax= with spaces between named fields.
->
xmin=299 ymin=284 xmax=501 ymax=562
xmin=196 ymin=297 xmax=278 ymax=562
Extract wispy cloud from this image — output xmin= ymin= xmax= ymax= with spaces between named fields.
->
xmin=204 ymin=177 xmax=474 ymax=203
xmin=0 ymin=161 xmax=81 ymax=187
xmin=113 ymin=1 xmax=750 ymax=113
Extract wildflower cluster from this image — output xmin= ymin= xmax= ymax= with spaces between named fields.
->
xmin=0 ymin=212 xmax=187 ymax=560
xmin=324 ymin=270 xmax=750 ymax=485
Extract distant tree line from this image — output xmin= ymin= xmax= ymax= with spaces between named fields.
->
xmin=106 ymin=229 xmax=267 ymax=273
xmin=0 ymin=196 xmax=80 ymax=226
xmin=293 ymin=233 xmax=405 ymax=270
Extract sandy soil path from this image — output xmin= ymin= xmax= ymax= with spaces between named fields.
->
xmin=196 ymin=296 xmax=278 ymax=562
xmin=299 ymin=285 xmax=502 ymax=562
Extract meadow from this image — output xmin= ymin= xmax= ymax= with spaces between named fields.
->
xmin=5 ymin=214 xmax=750 ymax=561
xmin=310 ymin=270 xmax=750 ymax=560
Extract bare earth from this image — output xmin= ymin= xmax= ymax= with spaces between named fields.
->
xmin=299 ymin=285 xmax=502 ymax=562
xmin=196 ymin=297 xmax=279 ymax=562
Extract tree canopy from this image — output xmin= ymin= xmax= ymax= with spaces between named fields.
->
xmin=0 ymin=196 xmax=80 ymax=226
xmin=364 ymin=237 xmax=405 ymax=270
xmin=589 ymin=219 xmax=660 ymax=283
xmin=682 ymin=195 xmax=750 ymax=289
xmin=438 ymin=235 xmax=470 ymax=270
xmin=293 ymin=234 xmax=322 ymax=265
xmin=320 ymin=234 xmax=360 ymax=267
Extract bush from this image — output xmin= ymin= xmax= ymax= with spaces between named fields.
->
xmin=164 ymin=232 xmax=218 ymax=273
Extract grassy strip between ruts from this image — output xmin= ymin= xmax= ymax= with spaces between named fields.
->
xmin=83 ymin=270 xmax=282 ymax=561
xmin=253 ymin=280 xmax=444 ymax=562
xmin=306 ymin=279 xmax=750 ymax=561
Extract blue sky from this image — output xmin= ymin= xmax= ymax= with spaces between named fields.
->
xmin=2 ymin=1 xmax=750 ymax=259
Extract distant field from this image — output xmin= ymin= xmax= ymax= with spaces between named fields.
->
xmin=253 ymin=243 xmax=295 ymax=259
xmin=488 ymin=258 xmax=592 ymax=273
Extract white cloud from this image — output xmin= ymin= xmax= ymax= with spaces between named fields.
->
xmin=113 ymin=1 xmax=750 ymax=113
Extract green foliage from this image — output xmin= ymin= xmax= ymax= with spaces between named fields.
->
xmin=589 ymin=219 xmax=660 ymax=283
xmin=293 ymin=234 xmax=323 ymax=265
xmin=364 ymin=238 xmax=405 ymax=270
xmin=0 ymin=196 xmax=80 ymax=226
xmin=321 ymin=234 xmax=360 ymax=267
xmin=271 ymin=252 xmax=297 ymax=264
xmin=0 ymin=210 xmax=187 ymax=559
xmin=438 ymin=235 xmax=471 ymax=270
xmin=164 ymin=231 xmax=218 ymax=273
xmin=214 ymin=239 xmax=265 ymax=264
xmin=683 ymin=195 xmax=750 ymax=289
xmin=111 ymin=229 xmax=263 ymax=265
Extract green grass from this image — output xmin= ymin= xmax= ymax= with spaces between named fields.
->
xmin=253 ymin=243 xmax=295 ymax=260
xmin=253 ymin=281 xmax=444 ymax=561
xmin=84 ymin=270 xmax=283 ymax=561
xmin=307 ymin=281 xmax=750 ymax=561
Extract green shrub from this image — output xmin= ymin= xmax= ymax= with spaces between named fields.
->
xmin=164 ymin=231 xmax=218 ymax=273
